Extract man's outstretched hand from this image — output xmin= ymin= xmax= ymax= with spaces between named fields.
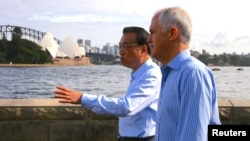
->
xmin=54 ymin=85 xmax=82 ymax=104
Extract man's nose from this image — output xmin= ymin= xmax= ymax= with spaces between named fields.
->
xmin=147 ymin=35 xmax=152 ymax=43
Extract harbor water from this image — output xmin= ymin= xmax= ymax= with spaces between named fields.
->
xmin=0 ymin=65 xmax=249 ymax=99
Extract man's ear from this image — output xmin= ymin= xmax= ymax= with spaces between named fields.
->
xmin=168 ymin=27 xmax=178 ymax=40
xmin=142 ymin=45 xmax=148 ymax=54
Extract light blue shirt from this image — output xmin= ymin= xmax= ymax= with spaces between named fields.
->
xmin=156 ymin=50 xmax=221 ymax=141
xmin=82 ymin=58 xmax=162 ymax=137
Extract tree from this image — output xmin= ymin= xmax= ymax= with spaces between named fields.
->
xmin=12 ymin=27 xmax=22 ymax=40
xmin=198 ymin=54 xmax=211 ymax=65
xmin=0 ymin=36 xmax=52 ymax=64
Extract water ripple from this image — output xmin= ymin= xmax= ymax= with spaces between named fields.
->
xmin=0 ymin=65 xmax=250 ymax=99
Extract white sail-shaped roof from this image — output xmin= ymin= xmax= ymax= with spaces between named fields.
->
xmin=46 ymin=46 xmax=59 ymax=58
xmin=40 ymin=33 xmax=59 ymax=58
xmin=78 ymin=46 xmax=86 ymax=56
xmin=56 ymin=50 xmax=68 ymax=58
xmin=58 ymin=36 xmax=82 ymax=58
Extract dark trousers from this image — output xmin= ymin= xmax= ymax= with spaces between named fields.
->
xmin=117 ymin=135 xmax=155 ymax=141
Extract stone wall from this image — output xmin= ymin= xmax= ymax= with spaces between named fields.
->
xmin=52 ymin=57 xmax=92 ymax=66
xmin=0 ymin=99 xmax=118 ymax=141
xmin=218 ymin=99 xmax=250 ymax=124
xmin=0 ymin=99 xmax=250 ymax=141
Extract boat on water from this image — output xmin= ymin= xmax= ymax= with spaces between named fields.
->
xmin=212 ymin=68 xmax=220 ymax=71
xmin=236 ymin=68 xmax=243 ymax=71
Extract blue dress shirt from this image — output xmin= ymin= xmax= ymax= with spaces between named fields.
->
xmin=82 ymin=58 xmax=162 ymax=138
xmin=156 ymin=50 xmax=221 ymax=141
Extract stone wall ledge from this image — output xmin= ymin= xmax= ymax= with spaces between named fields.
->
xmin=0 ymin=99 xmax=250 ymax=141
xmin=218 ymin=99 xmax=250 ymax=124
xmin=0 ymin=99 xmax=250 ymax=123
xmin=0 ymin=99 xmax=118 ymax=141
xmin=0 ymin=99 xmax=116 ymax=120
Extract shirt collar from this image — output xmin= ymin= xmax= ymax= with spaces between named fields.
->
xmin=131 ymin=58 xmax=153 ymax=79
xmin=163 ymin=49 xmax=191 ymax=70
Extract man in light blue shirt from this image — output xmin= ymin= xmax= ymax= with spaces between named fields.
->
xmin=54 ymin=26 xmax=162 ymax=141
xmin=148 ymin=7 xmax=221 ymax=141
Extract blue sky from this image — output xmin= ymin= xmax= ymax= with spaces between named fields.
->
xmin=1 ymin=0 xmax=250 ymax=55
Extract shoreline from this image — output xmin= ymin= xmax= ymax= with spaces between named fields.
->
xmin=0 ymin=63 xmax=91 ymax=67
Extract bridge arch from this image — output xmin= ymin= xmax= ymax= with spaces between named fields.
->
xmin=0 ymin=25 xmax=61 ymax=44
xmin=0 ymin=25 xmax=120 ymax=64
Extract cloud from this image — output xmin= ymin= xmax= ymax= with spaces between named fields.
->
xmin=29 ymin=14 xmax=124 ymax=23
xmin=196 ymin=32 xmax=250 ymax=55
xmin=205 ymin=32 xmax=250 ymax=47
xmin=1 ymin=0 xmax=250 ymax=54
xmin=208 ymin=32 xmax=231 ymax=47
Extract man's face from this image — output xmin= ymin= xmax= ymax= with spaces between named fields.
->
xmin=119 ymin=32 xmax=142 ymax=70
xmin=148 ymin=14 xmax=169 ymax=62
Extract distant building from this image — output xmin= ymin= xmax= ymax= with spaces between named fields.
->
xmin=190 ymin=50 xmax=200 ymax=58
xmin=113 ymin=44 xmax=119 ymax=56
xmin=85 ymin=40 xmax=91 ymax=47
xmin=202 ymin=49 xmax=209 ymax=55
xmin=103 ymin=43 xmax=116 ymax=55
xmin=84 ymin=45 xmax=92 ymax=53
xmin=102 ymin=43 xmax=110 ymax=54
xmin=77 ymin=39 xmax=84 ymax=47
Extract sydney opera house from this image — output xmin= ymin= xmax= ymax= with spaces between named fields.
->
xmin=40 ymin=33 xmax=92 ymax=66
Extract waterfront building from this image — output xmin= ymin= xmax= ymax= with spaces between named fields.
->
xmin=39 ymin=33 xmax=91 ymax=66
xmin=85 ymin=39 xmax=91 ymax=47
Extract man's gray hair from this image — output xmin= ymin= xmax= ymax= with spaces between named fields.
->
xmin=156 ymin=6 xmax=192 ymax=44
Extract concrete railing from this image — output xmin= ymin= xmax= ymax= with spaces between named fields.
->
xmin=0 ymin=99 xmax=250 ymax=141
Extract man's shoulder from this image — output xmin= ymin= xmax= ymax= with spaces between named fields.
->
xmin=178 ymin=57 xmax=212 ymax=75
xmin=143 ymin=63 xmax=161 ymax=77
xmin=181 ymin=56 xmax=206 ymax=68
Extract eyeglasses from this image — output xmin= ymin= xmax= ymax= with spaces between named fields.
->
xmin=119 ymin=43 xmax=138 ymax=50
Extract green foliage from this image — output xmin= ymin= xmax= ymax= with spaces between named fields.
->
xmin=12 ymin=26 xmax=22 ymax=40
xmin=13 ymin=54 xmax=25 ymax=63
xmin=196 ymin=53 xmax=250 ymax=66
xmin=0 ymin=27 xmax=52 ymax=64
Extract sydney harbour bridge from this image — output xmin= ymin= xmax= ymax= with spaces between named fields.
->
xmin=0 ymin=25 xmax=61 ymax=44
xmin=0 ymin=25 xmax=119 ymax=64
